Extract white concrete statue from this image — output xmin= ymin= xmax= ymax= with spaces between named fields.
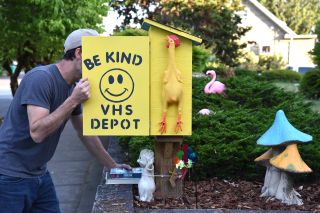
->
xmin=137 ymin=149 xmax=156 ymax=202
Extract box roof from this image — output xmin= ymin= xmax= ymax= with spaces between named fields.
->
xmin=142 ymin=19 xmax=202 ymax=45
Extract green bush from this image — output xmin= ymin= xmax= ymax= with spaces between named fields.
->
xmin=204 ymin=64 xmax=235 ymax=78
xmin=118 ymin=136 xmax=153 ymax=166
xmin=119 ymin=62 xmax=320 ymax=182
xmin=258 ymin=55 xmax=286 ymax=70
xmin=234 ymin=68 xmax=259 ymax=77
xmin=192 ymin=45 xmax=211 ymax=72
xmin=113 ymin=28 xmax=148 ymax=36
xmin=260 ymin=69 xmax=302 ymax=82
xmin=188 ymin=76 xmax=320 ymax=181
xmin=300 ymin=70 xmax=320 ymax=99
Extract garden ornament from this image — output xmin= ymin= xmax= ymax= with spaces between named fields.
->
xmin=204 ymin=70 xmax=226 ymax=95
xmin=159 ymin=34 xmax=183 ymax=134
xmin=198 ymin=109 xmax=212 ymax=115
xmin=169 ymin=145 xmax=197 ymax=187
xmin=255 ymin=110 xmax=312 ymax=205
xmin=137 ymin=149 xmax=156 ymax=202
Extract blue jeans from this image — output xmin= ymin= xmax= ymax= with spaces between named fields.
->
xmin=0 ymin=171 xmax=60 ymax=213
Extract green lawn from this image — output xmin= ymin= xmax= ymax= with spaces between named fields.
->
xmin=273 ymin=81 xmax=320 ymax=113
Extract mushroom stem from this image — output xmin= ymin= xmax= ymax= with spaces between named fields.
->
xmin=260 ymin=147 xmax=283 ymax=197
xmin=275 ymin=171 xmax=303 ymax=205
xmin=259 ymin=145 xmax=306 ymax=205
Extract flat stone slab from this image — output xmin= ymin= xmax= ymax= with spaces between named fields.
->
xmin=92 ymin=185 xmax=133 ymax=213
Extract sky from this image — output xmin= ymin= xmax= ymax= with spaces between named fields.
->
xmin=102 ymin=10 xmax=124 ymax=35
xmin=102 ymin=5 xmax=156 ymax=35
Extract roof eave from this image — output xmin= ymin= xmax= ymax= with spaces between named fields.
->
xmin=284 ymin=34 xmax=317 ymax=40
xmin=142 ymin=19 xmax=202 ymax=45
xmin=247 ymin=0 xmax=297 ymax=36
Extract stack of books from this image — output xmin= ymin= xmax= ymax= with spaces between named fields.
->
xmin=105 ymin=167 xmax=142 ymax=184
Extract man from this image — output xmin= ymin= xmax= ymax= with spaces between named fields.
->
xmin=0 ymin=29 xmax=130 ymax=212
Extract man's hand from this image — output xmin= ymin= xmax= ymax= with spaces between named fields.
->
xmin=113 ymin=163 xmax=132 ymax=170
xmin=70 ymin=78 xmax=90 ymax=104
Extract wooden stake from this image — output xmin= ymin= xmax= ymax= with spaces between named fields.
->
xmin=154 ymin=136 xmax=183 ymax=198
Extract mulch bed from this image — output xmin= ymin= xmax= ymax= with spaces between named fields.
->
xmin=134 ymin=178 xmax=320 ymax=211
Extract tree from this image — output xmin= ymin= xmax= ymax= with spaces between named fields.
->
xmin=310 ymin=22 xmax=320 ymax=68
xmin=0 ymin=0 xmax=109 ymax=96
xmin=109 ymin=0 xmax=250 ymax=67
xmin=258 ymin=0 xmax=320 ymax=34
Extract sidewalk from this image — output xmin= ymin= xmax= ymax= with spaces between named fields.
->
xmin=0 ymin=92 xmax=106 ymax=213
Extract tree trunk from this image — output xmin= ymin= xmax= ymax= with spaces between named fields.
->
xmin=10 ymin=69 xmax=21 ymax=97
xmin=10 ymin=75 xmax=18 ymax=96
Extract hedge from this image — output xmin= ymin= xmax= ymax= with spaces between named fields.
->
xmin=300 ymin=70 xmax=320 ymax=99
xmin=119 ymin=70 xmax=320 ymax=182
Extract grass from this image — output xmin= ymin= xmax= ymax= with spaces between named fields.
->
xmin=272 ymin=81 xmax=320 ymax=113
xmin=272 ymin=81 xmax=299 ymax=92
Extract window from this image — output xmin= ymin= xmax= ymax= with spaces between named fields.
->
xmin=262 ymin=46 xmax=270 ymax=53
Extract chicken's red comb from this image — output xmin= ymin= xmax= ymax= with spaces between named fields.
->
xmin=168 ymin=34 xmax=181 ymax=47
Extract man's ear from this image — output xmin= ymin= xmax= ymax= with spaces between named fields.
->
xmin=75 ymin=47 xmax=82 ymax=59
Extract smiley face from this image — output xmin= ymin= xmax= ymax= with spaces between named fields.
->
xmin=99 ymin=68 xmax=134 ymax=103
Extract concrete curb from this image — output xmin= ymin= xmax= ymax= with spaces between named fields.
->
xmin=136 ymin=210 xmax=314 ymax=213
xmin=136 ymin=210 xmax=223 ymax=213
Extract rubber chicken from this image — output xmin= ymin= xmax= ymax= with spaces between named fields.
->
xmin=159 ymin=34 xmax=183 ymax=134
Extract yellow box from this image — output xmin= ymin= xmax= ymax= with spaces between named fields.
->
xmin=142 ymin=19 xmax=202 ymax=136
xmin=82 ymin=36 xmax=149 ymax=135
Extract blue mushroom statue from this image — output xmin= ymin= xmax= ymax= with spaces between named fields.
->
xmin=254 ymin=110 xmax=312 ymax=206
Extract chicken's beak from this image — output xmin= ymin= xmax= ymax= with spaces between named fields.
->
xmin=166 ymin=40 xmax=170 ymax=48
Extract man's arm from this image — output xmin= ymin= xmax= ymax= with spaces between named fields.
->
xmin=71 ymin=114 xmax=131 ymax=169
xmin=28 ymin=78 xmax=90 ymax=143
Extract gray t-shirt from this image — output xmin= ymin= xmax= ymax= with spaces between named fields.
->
xmin=0 ymin=64 xmax=81 ymax=178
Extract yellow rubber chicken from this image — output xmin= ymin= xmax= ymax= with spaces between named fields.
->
xmin=159 ymin=34 xmax=183 ymax=134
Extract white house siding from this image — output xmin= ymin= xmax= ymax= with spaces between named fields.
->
xmin=277 ymin=40 xmax=290 ymax=63
xmin=287 ymin=39 xmax=316 ymax=71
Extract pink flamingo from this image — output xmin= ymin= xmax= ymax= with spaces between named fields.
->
xmin=204 ymin=70 xmax=226 ymax=95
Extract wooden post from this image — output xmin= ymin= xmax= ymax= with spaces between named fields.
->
xmin=154 ymin=136 xmax=183 ymax=198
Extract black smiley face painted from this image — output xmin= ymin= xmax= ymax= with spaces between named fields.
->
xmin=99 ymin=68 xmax=134 ymax=103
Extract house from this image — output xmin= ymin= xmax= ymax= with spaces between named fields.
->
xmin=240 ymin=0 xmax=317 ymax=73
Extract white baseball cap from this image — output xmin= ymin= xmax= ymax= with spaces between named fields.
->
xmin=64 ymin=29 xmax=99 ymax=53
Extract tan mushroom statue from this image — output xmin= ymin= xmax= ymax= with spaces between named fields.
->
xmin=255 ymin=110 xmax=312 ymax=205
